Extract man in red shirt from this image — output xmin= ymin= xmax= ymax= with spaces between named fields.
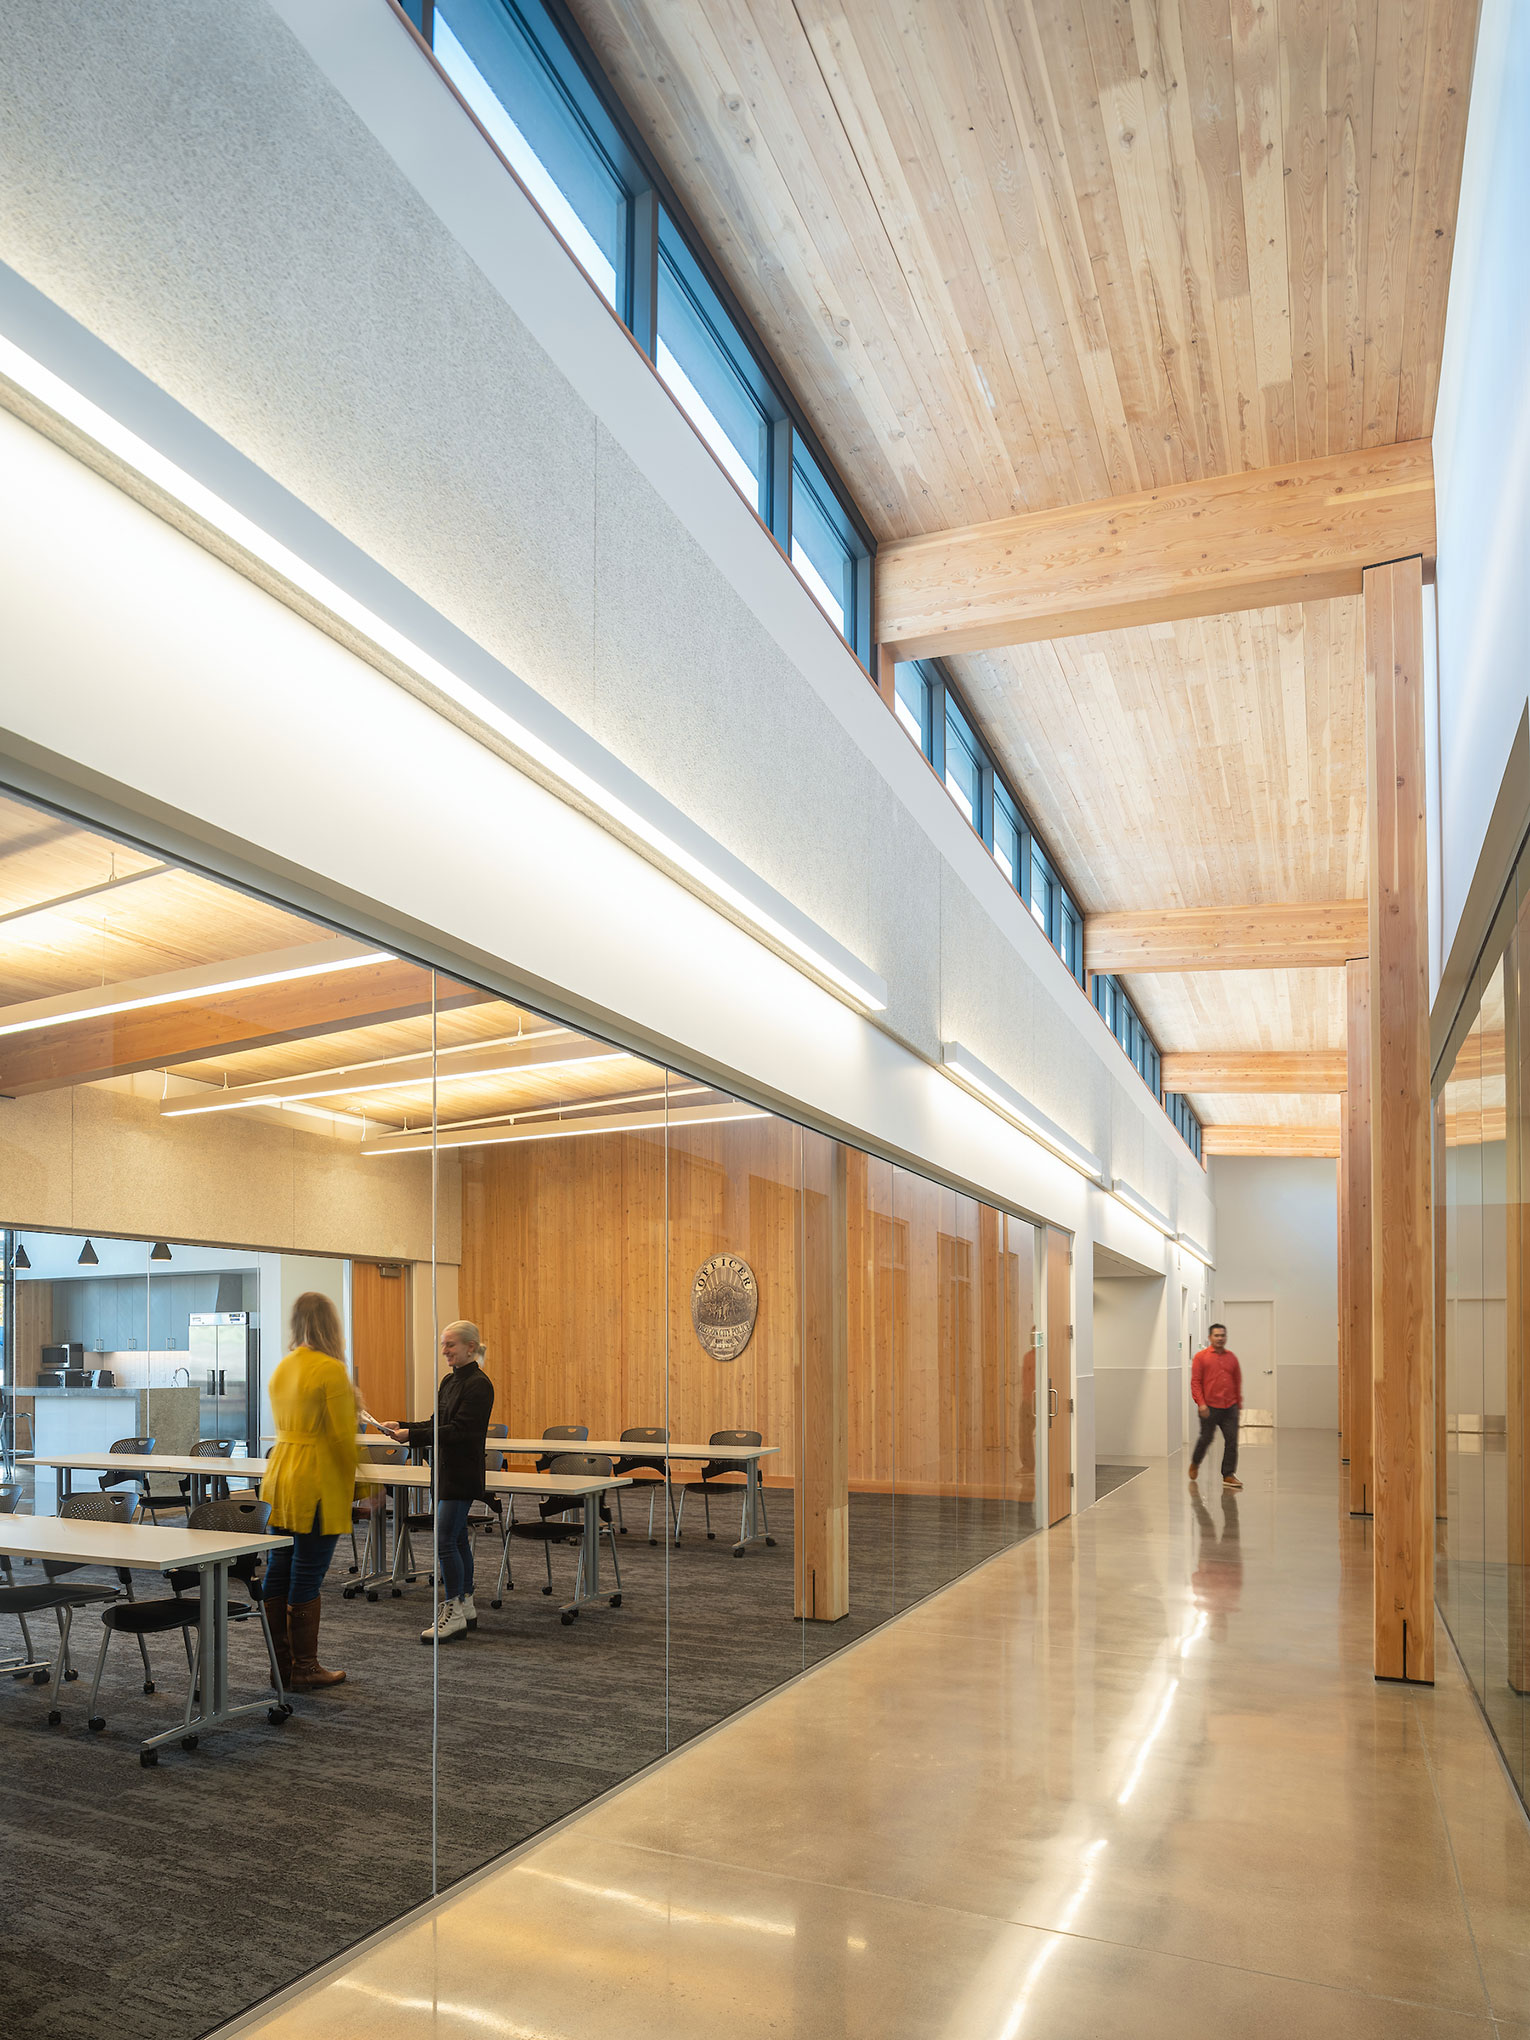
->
xmin=1189 ymin=1323 xmax=1243 ymax=1489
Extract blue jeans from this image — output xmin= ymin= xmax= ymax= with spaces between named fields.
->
xmin=437 ymin=1498 xmax=475 ymax=1601
xmin=265 ymin=1506 xmax=340 ymax=1606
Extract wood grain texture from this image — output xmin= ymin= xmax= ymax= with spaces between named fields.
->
xmin=570 ymin=1 xmax=1478 ymax=538
xmin=1160 ymin=1050 xmax=1346 ymax=1093
xmin=1346 ymin=956 xmax=1374 ymax=1517
xmin=1339 ymin=1110 xmax=1350 ymax=1460
xmin=878 ymin=443 xmax=1435 ymax=657
xmin=796 ymin=1133 xmax=849 ymax=1620
xmin=1433 ymin=1090 xmax=1449 ymax=1521
xmin=1365 ymin=557 xmax=1433 ymax=1682
xmin=352 ymin=1261 xmax=410 ymax=1430
xmin=1085 ymin=901 xmax=1368 ymax=974
xmin=1507 ymin=913 xmax=1530 ymax=1690
xmin=1202 ymin=1125 xmax=1341 ymax=1157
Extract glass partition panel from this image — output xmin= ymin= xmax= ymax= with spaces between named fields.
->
xmin=1442 ymin=990 xmax=1488 ymax=1703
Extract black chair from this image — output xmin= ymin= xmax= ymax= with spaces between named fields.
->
xmin=346 ymin=1441 xmax=404 ymax=1587
xmin=84 ymin=1494 xmax=288 ymax=1760
xmin=97 ymin=1435 xmax=170 ymax=1522
xmin=535 ymin=1424 xmax=589 ymax=1472
xmin=613 ymin=1427 xmax=675 ymax=1544
xmin=175 ymin=1438 xmax=236 ymax=1516
xmin=675 ymin=1430 xmax=770 ymax=1548
xmin=506 ymin=1453 xmax=621 ymax=1623
xmin=1 ymin=1493 xmax=133 ymax=1722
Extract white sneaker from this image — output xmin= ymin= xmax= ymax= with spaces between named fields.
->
xmin=420 ymin=1598 xmax=468 ymax=1644
xmin=461 ymin=1592 xmax=478 ymax=1630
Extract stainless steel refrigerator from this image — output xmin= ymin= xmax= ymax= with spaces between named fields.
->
xmin=188 ymin=1311 xmax=256 ymax=1451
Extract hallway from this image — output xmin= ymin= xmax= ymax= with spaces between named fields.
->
xmin=228 ymin=1434 xmax=1530 ymax=2039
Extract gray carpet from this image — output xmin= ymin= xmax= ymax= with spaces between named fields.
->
xmin=1 ymin=1487 xmax=1036 ymax=2040
xmin=1094 ymin=1463 xmax=1148 ymax=1499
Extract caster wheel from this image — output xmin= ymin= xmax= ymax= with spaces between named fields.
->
xmin=733 ymin=1548 xmax=745 ymax=1559
xmin=140 ymin=1748 xmax=158 ymax=1768
xmin=31 ymin=1669 xmax=48 ymax=1685
xmin=347 ymin=1563 xmax=359 ymax=1574
xmin=47 ymin=1708 xmax=62 ymax=1726
xmin=63 ymin=1667 xmax=79 ymax=1682
xmin=181 ymin=1735 xmax=198 ymax=1752
xmin=390 ymin=1589 xmax=401 ymax=1600
xmin=143 ymin=1681 xmax=155 ymax=1695
xmin=267 ymin=1707 xmax=288 ymax=1726
xmin=560 ymin=1610 xmax=575 ymax=1626
xmin=649 ymin=1538 xmax=658 ymax=1547
xmin=609 ymin=1594 xmax=622 ymax=1608
xmin=707 ymin=1531 xmax=716 ymax=1541
xmin=541 ymin=1585 xmax=552 ymax=1597
xmin=89 ymin=1716 xmax=105 ymax=1733
xmin=619 ymin=1525 xmax=628 ymax=1535
xmin=342 ymin=1586 xmax=356 ymax=1600
xmin=490 ymin=1598 xmax=503 ymax=1610
xmin=367 ymin=1591 xmax=379 ymax=1603
xmin=765 ymin=1537 xmax=777 ymax=1547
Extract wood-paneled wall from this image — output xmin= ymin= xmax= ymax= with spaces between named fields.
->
xmin=460 ymin=1125 xmax=1036 ymax=1500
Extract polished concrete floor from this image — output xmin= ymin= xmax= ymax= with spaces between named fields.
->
xmin=224 ymin=1432 xmax=1530 ymax=2039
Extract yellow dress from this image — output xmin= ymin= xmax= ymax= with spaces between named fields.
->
xmin=261 ymin=1345 xmax=361 ymax=1536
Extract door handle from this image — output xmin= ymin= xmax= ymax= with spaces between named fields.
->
xmin=1048 ymin=1386 xmax=1058 ymax=1421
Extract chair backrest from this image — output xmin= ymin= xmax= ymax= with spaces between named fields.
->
xmin=621 ymin=1426 xmax=668 ymax=1444
xmin=486 ymin=1422 xmax=509 ymax=1438
xmin=614 ymin=1425 xmax=668 ymax=1476
xmin=50 ymin=1490 xmax=133 ymax=1580
xmin=362 ymin=1442 xmax=406 ymax=1466
xmin=536 ymin=1422 xmax=589 ymax=1470
xmin=110 ymin=1436 xmax=156 ymax=1455
xmin=700 ymin=1428 xmax=761 ymax=1483
xmin=188 ymin=1496 xmax=271 ymax=1533
xmin=192 ymin=1439 xmax=234 ymax=1458
xmin=709 ymin=1430 xmax=762 ymax=1448
xmin=541 ymin=1452 xmax=613 ymax=1520
xmin=0 ymin=1482 xmax=20 ymax=1514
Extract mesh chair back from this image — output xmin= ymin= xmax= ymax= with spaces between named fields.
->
xmin=487 ymin=1423 xmax=509 ymax=1437
xmin=615 ymin=1426 xmax=668 ymax=1478
xmin=99 ymin=1435 xmax=156 ymax=1488
xmin=179 ymin=1495 xmax=273 ymax=1593
xmin=362 ymin=1442 xmax=406 ymax=1466
xmin=49 ymin=1490 xmax=133 ymax=1580
xmin=191 ymin=1439 xmax=234 ymax=1458
xmin=540 ymin=1452 xmax=613 ymax=1520
xmin=0 ymin=1482 xmax=20 ymax=1513
xmin=700 ymin=1428 xmax=762 ymax=1484
xmin=536 ymin=1423 xmax=589 ymax=1471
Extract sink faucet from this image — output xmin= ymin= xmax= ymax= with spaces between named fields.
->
xmin=172 ymin=1366 xmax=191 ymax=1388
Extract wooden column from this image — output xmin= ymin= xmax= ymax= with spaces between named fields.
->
xmin=1433 ymin=1094 xmax=1449 ymax=1520
xmin=1338 ymin=1114 xmax=1350 ymax=1462
xmin=1366 ymin=555 xmax=1434 ymax=1683
xmin=1346 ymin=956 xmax=1373 ymax=1514
xmin=796 ymin=1136 xmax=850 ymax=1621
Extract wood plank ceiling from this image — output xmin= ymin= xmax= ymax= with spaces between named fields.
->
xmin=571 ymin=0 xmax=1479 ymax=1133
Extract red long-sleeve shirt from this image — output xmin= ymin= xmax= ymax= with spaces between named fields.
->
xmin=1191 ymin=1347 xmax=1242 ymax=1409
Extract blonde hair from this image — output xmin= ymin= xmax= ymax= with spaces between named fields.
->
xmin=290 ymin=1291 xmax=345 ymax=1361
xmin=442 ymin=1318 xmax=485 ymax=1360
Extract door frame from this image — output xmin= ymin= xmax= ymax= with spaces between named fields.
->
xmin=1045 ymin=1226 xmax=1074 ymax=1523
xmin=1214 ymin=1296 xmax=1277 ymax=1427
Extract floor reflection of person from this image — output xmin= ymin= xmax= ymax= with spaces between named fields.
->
xmin=1190 ymin=1489 xmax=1243 ymax=1640
xmin=1188 ymin=1322 xmax=1243 ymax=1490
xmin=260 ymin=1292 xmax=361 ymax=1691
xmin=384 ymin=1320 xmax=494 ymax=1644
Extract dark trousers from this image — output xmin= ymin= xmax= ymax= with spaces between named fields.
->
xmin=1192 ymin=1404 xmax=1240 ymax=1477
xmin=436 ymin=1497 xmax=475 ymax=1601
xmin=266 ymin=1506 xmax=340 ymax=1606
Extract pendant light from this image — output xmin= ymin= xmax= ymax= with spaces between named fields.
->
xmin=150 ymin=1242 xmax=172 ymax=1262
xmin=78 ymin=1239 xmax=99 ymax=1265
xmin=9 ymin=1242 xmax=29 ymax=1270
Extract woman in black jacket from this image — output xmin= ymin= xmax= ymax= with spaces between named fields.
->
xmin=385 ymin=1319 xmax=495 ymax=1643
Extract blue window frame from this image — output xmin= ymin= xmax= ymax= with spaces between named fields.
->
xmin=408 ymin=0 xmax=875 ymax=662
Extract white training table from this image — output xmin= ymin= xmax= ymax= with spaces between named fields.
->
xmin=20 ymin=1452 xmax=261 ymax=1509
xmin=480 ymin=1438 xmax=781 ymax=1554
xmin=0 ymin=1514 xmax=289 ymax=1764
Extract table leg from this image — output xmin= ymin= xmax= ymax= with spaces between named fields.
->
xmin=141 ymin=1555 xmax=279 ymax=1757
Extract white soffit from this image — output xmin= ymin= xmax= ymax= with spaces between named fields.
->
xmin=0 ymin=262 xmax=886 ymax=1019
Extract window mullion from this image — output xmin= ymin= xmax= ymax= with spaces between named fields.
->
xmin=627 ymin=186 xmax=659 ymax=357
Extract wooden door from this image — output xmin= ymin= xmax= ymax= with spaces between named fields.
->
xmin=1046 ymin=1227 xmax=1073 ymax=1525
xmin=352 ymin=1261 xmax=409 ymax=1423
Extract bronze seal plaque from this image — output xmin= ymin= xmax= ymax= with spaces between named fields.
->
xmin=691 ymin=1254 xmax=759 ymax=1362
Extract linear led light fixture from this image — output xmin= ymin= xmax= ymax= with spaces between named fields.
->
xmin=362 ymin=1099 xmax=767 ymax=1155
xmin=0 ymin=273 xmax=886 ymax=1017
xmin=161 ymin=1048 xmax=627 ymax=1116
xmin=940 ymin=1042 xmax=1104 ymax=1182
xmin=0 ymin=938 xmax=392 ymax=1039
xmin=1176 ymin=1232 xmax=1214 ymax=1268
xmin=1111 ymin=1177 xmax=1175 ymax=1237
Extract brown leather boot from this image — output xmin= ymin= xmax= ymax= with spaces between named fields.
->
xmin=289 ymin=1597 xmax=346 ymax=1689
xmin=264 ymin=1592 xmax=292 ymax=1689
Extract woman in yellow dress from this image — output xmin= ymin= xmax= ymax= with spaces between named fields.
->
xmin=260 ymin=1292 xmax=360 ymax=1691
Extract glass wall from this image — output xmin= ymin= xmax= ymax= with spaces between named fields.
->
xmin=1437 ymin=857 xmax=1526 ymax=1808
xmin=0 ymin=784 xmax=1049 ymax=2040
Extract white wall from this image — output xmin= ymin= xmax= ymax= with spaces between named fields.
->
xmin=1210 ymin=1157 xmax=1338 ymax=1431
xmin=1093 ymin=1274 xmax=1171 ymax=1460
xmin=1431 ymin=0 xmax=1530 ymax=975
xmin=0 ymin=0 xmax=1211 ymax=1434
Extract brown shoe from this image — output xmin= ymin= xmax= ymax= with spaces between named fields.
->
xmin=1187 ymin=1464 xmax=1199 ymax=1482
xmin=1223 ymin=1475 xmax=1243 ymax=1490
xmin=264 ymin=1592 xmax=292 ymax=1689
xmin=289 ymin=1597 xmax=346 ymax=1689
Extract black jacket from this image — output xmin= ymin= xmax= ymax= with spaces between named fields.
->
xmin=403 ymin=1360 xmax=495 ymax=1501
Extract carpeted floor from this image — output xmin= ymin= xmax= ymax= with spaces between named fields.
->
xmin=1094 ymin=1462 xmax=1148 ymax=1498
xmin=2 ymin=1487 xmax=1036 ymax=2040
